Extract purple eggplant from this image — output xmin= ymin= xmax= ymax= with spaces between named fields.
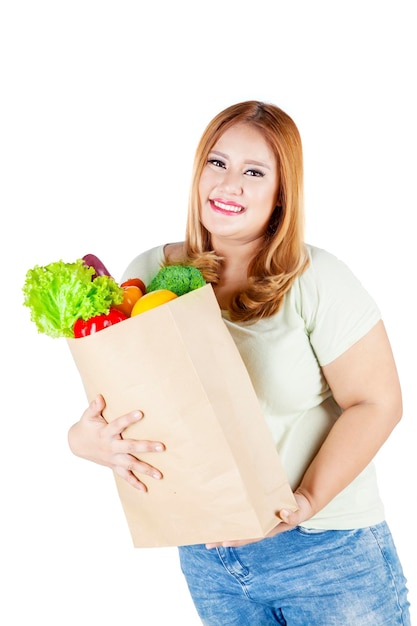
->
xmin=82 ymin=254 xmax=112 ymax=279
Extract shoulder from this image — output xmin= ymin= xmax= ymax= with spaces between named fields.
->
xmin=305 ymin=244 xmax=345 ymax=273
xmin=164 ymin=241 xmax=186 ymax=263
xmin=121 ymin=245 xmax=165 ymax=285
xmin=301 ymin=244 xmax=365 ymax=291
xmin=297 ymin=244 xmax=381 ymax=365
xmin=121 ymin=241 xmax=186 ymax=285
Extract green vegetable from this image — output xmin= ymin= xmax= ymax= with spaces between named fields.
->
xmin=22 ymin=259 xmax=124 ymax=338
xmin=146 ymin=265 xmax=206 ymax=297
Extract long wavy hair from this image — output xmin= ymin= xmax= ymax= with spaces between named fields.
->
xmin=183 ymin=100 xmax=309 ymax=323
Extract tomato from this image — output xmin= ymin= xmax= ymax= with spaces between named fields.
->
xmin=121 ymin=277 xmax=146 ymax=294
xmin=131 ymin=289 xmax=178 ymax=316
xmin=114 ymin=285 xmax=143 ymax=316
xmin=73 ymin=308 xmax=128 ymax=337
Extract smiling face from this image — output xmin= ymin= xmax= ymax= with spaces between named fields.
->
xmin=198 ymin=122 xmax=279 ymax=251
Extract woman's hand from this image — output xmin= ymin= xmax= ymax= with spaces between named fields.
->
xmin=206 ymin=321 xmax=402 ymax=550
xmin=67 ymin=394 xmax=165 ymax=492
xmin=205 ymin=491 xmax=313 ymax=549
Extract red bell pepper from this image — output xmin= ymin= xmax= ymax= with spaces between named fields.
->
xmin=73 ymin=308 xmax=127 ymax=338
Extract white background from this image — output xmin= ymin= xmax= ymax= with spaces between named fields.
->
xmin=1 ymin=1 xmax=415 ymax=624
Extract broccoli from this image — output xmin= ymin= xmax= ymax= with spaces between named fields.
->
xmin=146 ymin=265 xmax=206 ymax=297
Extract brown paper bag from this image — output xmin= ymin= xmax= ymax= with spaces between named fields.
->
xmin=67 ymin=284 xmax=297 ymax=547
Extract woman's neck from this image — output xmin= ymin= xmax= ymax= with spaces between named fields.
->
xmin=164 ymin=238 xmax=260 ymax=310
xmin=211 ymin=242 xmax=257 ymax=310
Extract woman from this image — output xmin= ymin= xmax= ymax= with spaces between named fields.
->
xmin=68 ymin=101 xmax=410 ymax=625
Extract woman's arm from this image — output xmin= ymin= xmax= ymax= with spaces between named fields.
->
xmin=206 ymin=320 xmax=402 ymax=548
xmin=68 ymin=394 xmax=165 ymax=492
xmin=293 ymin=319 xmax=402 ymax=516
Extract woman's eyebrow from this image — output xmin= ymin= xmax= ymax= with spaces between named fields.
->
xmin=209 ymin=150 xmax=271 ymax=170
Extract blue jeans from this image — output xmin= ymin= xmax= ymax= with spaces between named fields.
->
xmin=178 ymin=522 xmax=411 ymax=625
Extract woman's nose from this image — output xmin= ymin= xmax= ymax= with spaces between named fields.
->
xmin=220 ymin=169 xmax=242 ymax=194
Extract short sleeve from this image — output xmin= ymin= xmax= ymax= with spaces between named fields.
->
xmin=120 ymin=245 xmax=166 ymax=285
xmin=298 ymin=246 xmax=381 ymax=366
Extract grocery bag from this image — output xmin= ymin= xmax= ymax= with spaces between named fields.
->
xmin=67 ymin=284 xmax=297 ymax=547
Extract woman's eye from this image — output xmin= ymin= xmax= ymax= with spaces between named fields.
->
xmin=245 ymin=169 xmax=264 ymax=177
xmin=208 ymin=158 xmax=226 ymax=169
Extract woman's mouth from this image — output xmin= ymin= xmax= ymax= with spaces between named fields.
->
xmin=210 ymin=199 xmax=244 ymax=214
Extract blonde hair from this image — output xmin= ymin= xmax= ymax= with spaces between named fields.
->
xmin=184 ymin=100 xmax=309 ymax=323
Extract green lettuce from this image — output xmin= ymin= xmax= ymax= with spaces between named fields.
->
xmin=22 ymin=259 xmax=124 ymax=338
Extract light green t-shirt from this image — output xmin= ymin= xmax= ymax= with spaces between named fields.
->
xmin=122 ymin=244 xmax=385 ymax=530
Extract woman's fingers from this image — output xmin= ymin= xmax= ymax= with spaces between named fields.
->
xmin=113 ymin=453 xmax=164 ymax=492
xmin=80 ymin=395 xmax=167 ymax=491
xmin=117 ymin=437 xmax=165 ymax=455
xmin=87 ymin=394 xmax=106 ymax=419
xmin=103 ymin=411 xmax=166 ymax=457
xmin=104 ymin=408 xmax=144 ymax=436
xmin=114 ymin=466 xmax=149 ymax=491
